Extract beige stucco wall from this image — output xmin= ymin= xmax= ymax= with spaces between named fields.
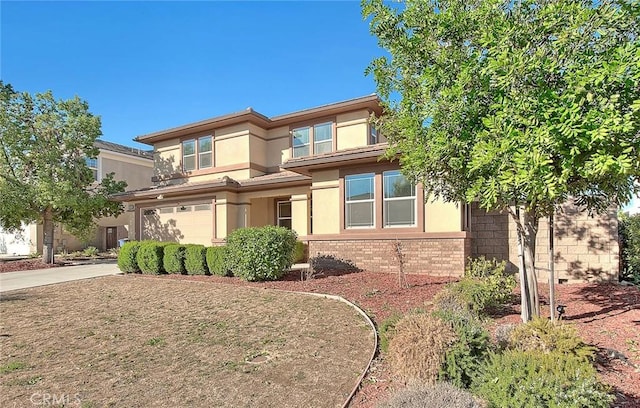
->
xmin=101 ymin=153 xmax=153 ymax=191
xmin=311 ymin=169 xmax=340 ymax=234
xmin=266 ymin=126 xmax=291 ymax=168
xmin=336 ymin=110 xmax=369 ymax=150
xmin=425 ymin=198 xmax=462 ymax=232
xmin=215 ymin=132 xmax=250 ymax=167
xmin=154 ymin=139 xmax=182 ymax=176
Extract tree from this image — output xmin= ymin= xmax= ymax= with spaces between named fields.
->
xmin=363 ymin=0 xmax=640 ymax=321
xmin=0 ymin=82 xmax=127 ymax=263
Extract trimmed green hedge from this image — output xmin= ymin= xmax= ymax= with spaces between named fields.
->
xmin=163 ymin=244 xmax=187 ymax=274
xmin=185 ymin=244 xmax=208 ymax=275
xmin=225 ymin=226 xmax=297 ymax=281
xmin=117 ymin=241 xmax=140 ymax=273
xmin=137 ymin=241 xmax=167 ymax=274
xmin=206 ymin=246 xmax=230 ymax=276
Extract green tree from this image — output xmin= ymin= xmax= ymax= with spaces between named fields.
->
xmin=0 ymin=82 xmax=127 ymax=263
xmin=363 ymin=0 xmax=640 ymax=321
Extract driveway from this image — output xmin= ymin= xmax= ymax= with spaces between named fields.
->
xmin=0 ymin=262 xmax=121 ymax=293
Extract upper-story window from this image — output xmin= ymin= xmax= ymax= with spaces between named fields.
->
xmin=183 ymin=136 xmax=212 ymax=172
xmin=85 ymin=157 xmax=98 ymax=181
xmin=370 ymin=125 xmax=379 ymax=145
xmin=292 ymin=122 xmax=333 ymax=158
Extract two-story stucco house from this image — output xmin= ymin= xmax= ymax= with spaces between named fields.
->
xmin=0 ymin=140 xmax=153 ymax=255
xmin=113 ymin=95 xmax=619 ymax=282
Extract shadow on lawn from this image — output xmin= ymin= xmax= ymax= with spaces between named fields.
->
xmin=562 ymin=284 xmax=640 ymax=323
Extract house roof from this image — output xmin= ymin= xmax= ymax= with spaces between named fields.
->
xmin=95 ymin=140 xmax=153 ymax=159
xmin=111 ymin=171 xmax=311 ymax=201
xmin=281 ymin=144 xmax=391 ymax=175
xmin=134 ymin=94 xmax=382 ymax=145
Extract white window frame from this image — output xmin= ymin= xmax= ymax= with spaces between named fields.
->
xmin=383 ymin=170 xmax=417 ymax=228
xmin=292 ymin=127 xmax=310 ymax=158
xmin=313 ymin=122 xmax=333 ymax=155
xmin=86 ymin=157 xmax=100 ymax=182
xmin=182 ymin=139 xmax=196 ymax=172
xmin=277 ymin=200 xmax=292 ymax=229
xmin=182 ymin=136 xmax=212 ymax=172
xmin=345 ymin=173 xmax=375 ymax=229
xmin=198 ymin=136 xmax=212 ymax=169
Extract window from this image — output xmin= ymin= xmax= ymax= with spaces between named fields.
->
xmin=159 ymin=207 xmax=174 ymax=214
xmin=86 ymin=157 xmax=98 ymax=181
xmin=292 ymin=127 xmax=310 ymax=158
xmin=313 ymin=122 xmax=332 ymax=154
xmin=383 ymin=170 xmax=416 ymax=227
xmin=369 ymin=126 xmax=378 ymax=145
xmin=292 ymin=122 xmax=333 ymax=158
xmin=345 ymin=173 xmax=375 ymax=228
xmin=194 ymin=204 xmax=212 ymax=211
xmin=277 ymin=200 xmax=292 ymax=229
xmin=183 ymin=136 xmax=212 ymax=171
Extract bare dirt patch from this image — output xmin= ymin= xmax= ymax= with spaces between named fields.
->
xmin=0 ymin=276 xmax=374 ymax=408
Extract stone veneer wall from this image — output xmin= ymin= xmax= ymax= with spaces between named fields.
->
xmin=471 ymin=202 xmax=619 ymax=282
xmin=308 ymin=237 xmax=471 ymax=276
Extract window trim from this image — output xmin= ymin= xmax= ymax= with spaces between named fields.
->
xmin=344 ymin=173 xmax=376 ymax=229
xmin=382 ymin=170 xmax=417 ymax=228
xmin=276 ymin=199 xmax=292 ymax=229
xmin=339 ymin=164 xmax=424 ymax=234
xmin=85 ymin=157 xmax=100 ymax=182
xmin=182 ymin=135 xmax=213 ymax=172
xmin=290 ymin=117 xmax=336 ymax=158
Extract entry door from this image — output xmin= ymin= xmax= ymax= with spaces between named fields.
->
xmin=106 ymin=227 xmax=117 ymax=249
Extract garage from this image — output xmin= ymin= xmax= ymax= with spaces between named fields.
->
xmin=141 ymin=202 xmax=213 ymax=246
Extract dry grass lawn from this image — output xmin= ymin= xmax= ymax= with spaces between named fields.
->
xmin=0 ymin=275 xmax=374 ymax=407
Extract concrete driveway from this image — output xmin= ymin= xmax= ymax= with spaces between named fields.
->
xmin=0 ymin=262 xmax=122 ymax=293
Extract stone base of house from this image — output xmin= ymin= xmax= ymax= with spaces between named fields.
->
xmin=307 ymin=235 xmax=471 ymax=276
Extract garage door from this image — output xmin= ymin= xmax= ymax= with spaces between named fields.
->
xmin=0 ymin=225 xmax=32 ymax=255
xmin=141 ymin=203 xmax=213 ymax=246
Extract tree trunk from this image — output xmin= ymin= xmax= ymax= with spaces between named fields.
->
xmin=42 ymin=207 xmax=55 ymax=264
xmin=549 ymin=210 xmax=556 ymax=322
xmin=512 ymin=205 xmax=541 ymax=321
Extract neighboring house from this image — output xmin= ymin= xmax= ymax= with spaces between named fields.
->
xmin=112 ymin=95 xmax=619 ymax=282
xmin=0 ymin=140 xmax=153 ymax=255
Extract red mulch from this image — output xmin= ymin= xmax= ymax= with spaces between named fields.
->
xmin=2 ymin=261 xmax=639 ymax=407
xmin=0 ymin=258 xmax=66 ymax=273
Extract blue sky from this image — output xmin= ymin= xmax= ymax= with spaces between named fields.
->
xmin=1 ymin=0 xmax=382 ymax=149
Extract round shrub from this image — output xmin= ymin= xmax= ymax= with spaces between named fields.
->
xmin=185 ymin=244 xmax=208 ymax=275
xmin=388 ymin=314 xmax=456 ymax=384
xmin=225 ymin=226 xmax=297 ymax=281
xmin=163 ymin=244 xmax=186 ymax=274
xmin=137 ymin=241 xmax=166 ymax=274
xmin=206 ymin=246 xmax=230 ymax=276
xmin=434 ymin=309 xmax=490 ymax=389
xmin=117 ymin=240 xmax=140 ymax=273
xmin=508 ymin=317 xmax=596 ymax=361
xmin=432 ymin=286 xmax=474 ymax=317
xmin=472 ymin=350 xmax=614 ymax=408
xmin=464 ymin=256 xmax=516 ymax=306
xmin=379 ymin=382 xmax=484 ymax=408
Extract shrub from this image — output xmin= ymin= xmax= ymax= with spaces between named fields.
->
xmin=464 ymin=256 xmax=516 ymax=306
xmin=472 ymin=350 xmax=614 ymax=408
xmin=388 ymin=314 xmax=456 ymax=384
xmin=379 ymin=382 xmax=484 ymax=408
xmin=508 ymin=317 xmax=597 ymax=362
xmin=117 ymin=241 xmax=140 ymax=273
xmin=206 ymin=246 xmax=230 ymax=276
xmin=379 ymin=314 xmax=402 ymax=353
xmin=163 ymin=244 xmax=186 ymax=274
xmin=225 ymin=226 xmax=297 ymax=281
xmin=434 ymin=309 xmax=491 ymax=389
xmin=185 ymin=245 xmax=208 ymax=275
xmin=292 ymin=241 xmax=307 ymax=263
xmin=444 ymin=278 xmax=498 ymax=315
xmin=82 ymin=246 xmax=99 ymax=257
xmin=137 ymin=241 xmax=166 ymax=274
xmin=619 ymin=212 xmax=640 ymax=284
xmin=432 ymin=287 xmax=474 ymax=317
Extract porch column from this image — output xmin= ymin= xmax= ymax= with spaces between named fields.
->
xmin=291 ymin=193 xmax=310 ymax=237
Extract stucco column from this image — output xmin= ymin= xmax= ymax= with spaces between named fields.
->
xmin=291 ymin=193 xmax=310 ymax=237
